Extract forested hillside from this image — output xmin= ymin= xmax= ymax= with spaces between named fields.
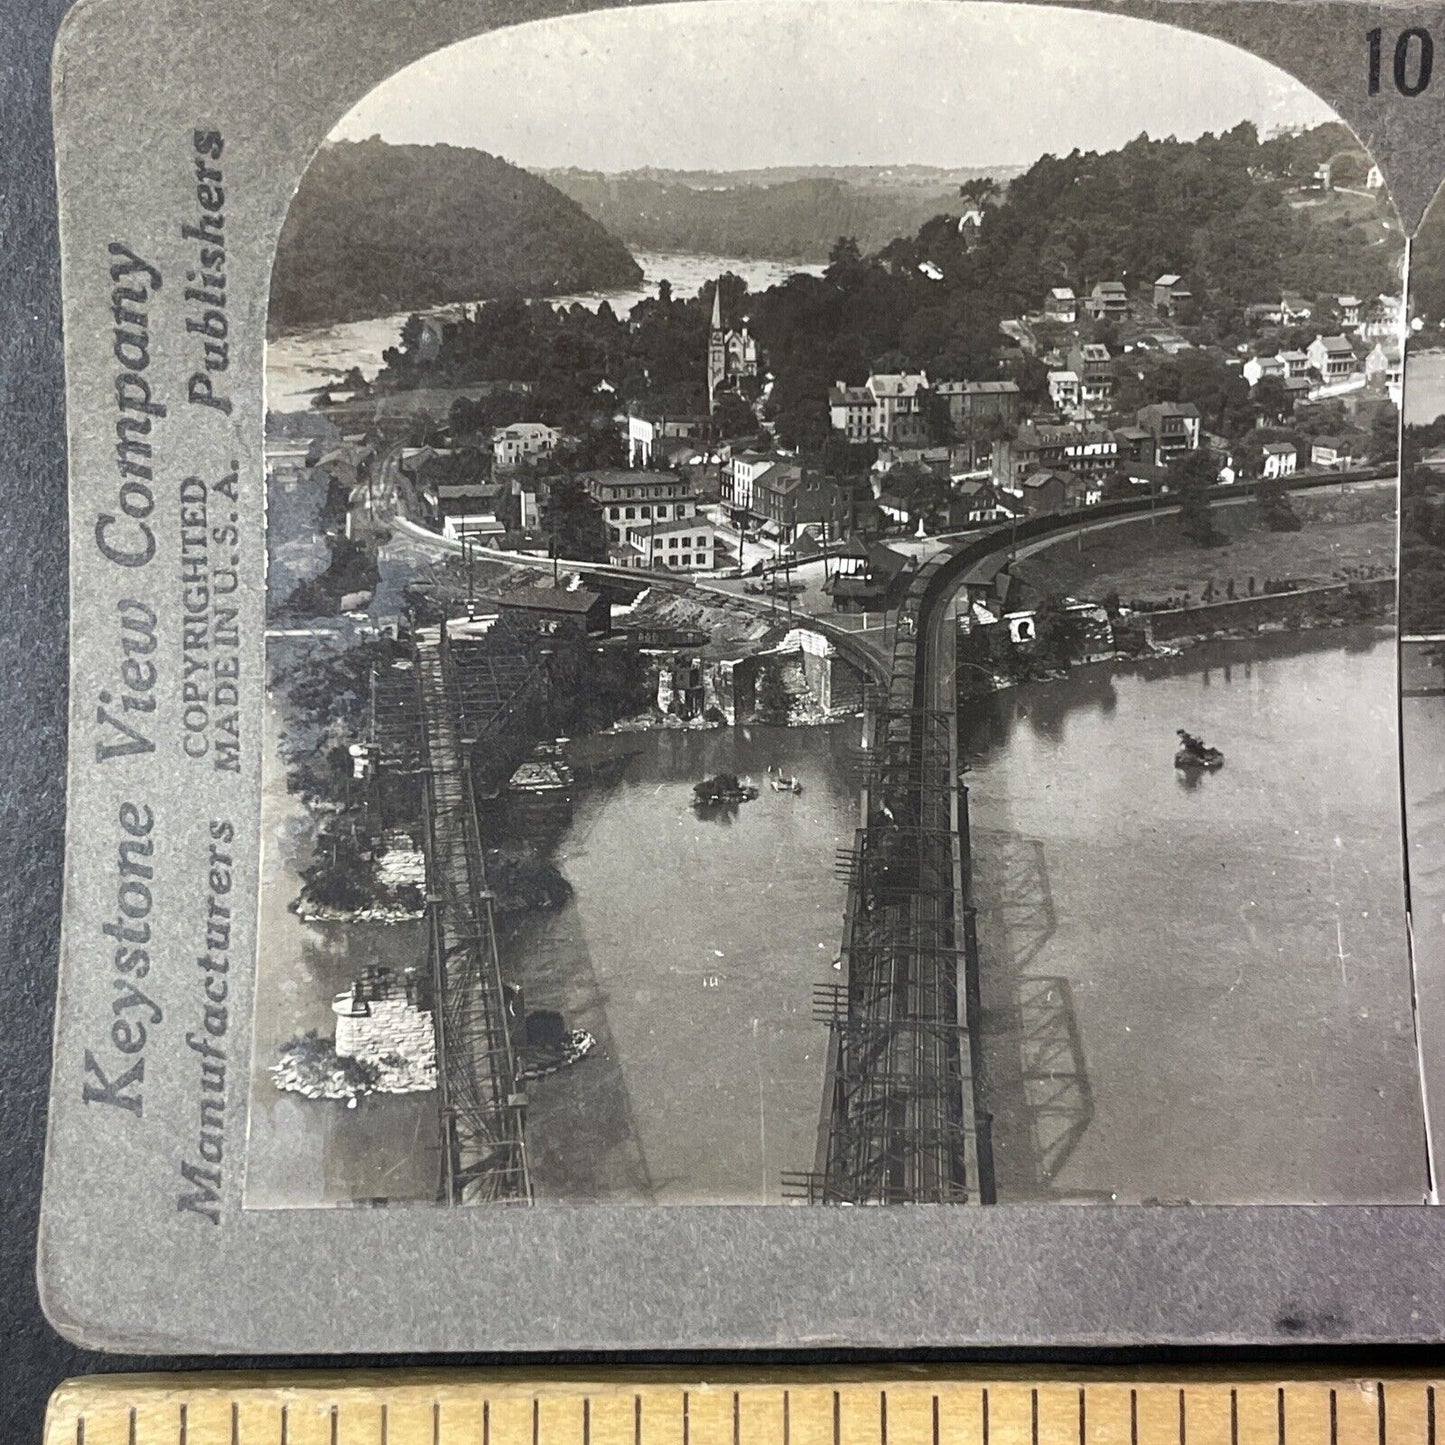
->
xmin=375 ymin=123 xmax=1399 ymax=451
xmin=544 ymin=168 xmax=1015 ymax=259
xmin=882 ymin=123 xmax=1400 ymax=340
xmin=269 ymin=140 xmax=643 ymax=330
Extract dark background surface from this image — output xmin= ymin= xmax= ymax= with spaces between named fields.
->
xmin=2 ymin=0 xmax=1443 ymax=1438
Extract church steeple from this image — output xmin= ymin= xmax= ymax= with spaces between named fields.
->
xmin=707 ymin=281 xmax=727 ymax=413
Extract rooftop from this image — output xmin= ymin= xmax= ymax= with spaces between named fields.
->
xmin=496 ymin=586 xmax=604 ymax=616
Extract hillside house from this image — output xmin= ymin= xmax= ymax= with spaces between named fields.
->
xmin=1136 ymin=402 xmax=1201 ymax=458
xmin=492 ymin=422 xmax=559 ymax=471
xmin=1048 ymin=370 xmax=1082 ymax=412
xmin=1337 ymin=295 xmax=1364 ymax=329
xmin=1044 ymin=287 xmax=1078 ymax=323
xmin=1242 ymin=354 xmax=1288 ymax=388
xmin=1152 ymin=274 xmax=1192 ymax=316
xmin=1280 ymin=293 xmax=1314 ymax=324
xmin=1306 ymin=334 xmax=1359 ymax=382
xmin=1086 ymin=281 xmax=1129 ymax=320
xmin=1067 ymin=342 xmax=1114 ymax=409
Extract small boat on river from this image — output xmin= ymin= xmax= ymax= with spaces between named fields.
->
xmin=1174 ymin=729 xmax=1224 ymax=772
xmin=770 ymin=775 xmax=803 ymax=794
xmin=692 ymin=772 xmax=759 ymax=807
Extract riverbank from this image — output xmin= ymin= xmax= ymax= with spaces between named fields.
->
xmin=1013 ymin=484 xmax=1395 ymax=611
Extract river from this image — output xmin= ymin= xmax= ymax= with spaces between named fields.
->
xmin=246 ymin=709 xmax=857 ymax=1208
xmin=508 ymin=723 xmax=855 ymax=1204
xmin=264 ymin=251 xmax=826 ymax=408
xmin=1406 ymin=347 xmax=1445 ymax=426
xmin=963 ymin=626 xmax=1428 ymax=1205
xmin=249 ymin=625 xmax=1426 ymax=1208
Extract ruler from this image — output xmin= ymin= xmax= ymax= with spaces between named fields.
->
xmin=44 ymin=1372 xmax=1443 ymax=1445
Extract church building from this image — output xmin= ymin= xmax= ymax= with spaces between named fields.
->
xmin=707 ymin=285 xmax=759 ymax=413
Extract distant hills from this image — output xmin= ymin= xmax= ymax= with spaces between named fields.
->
xmin=269 ymin=140 xmax=644 ymax=331
xmin=542 ymin=165 xmax=1025 ymax=260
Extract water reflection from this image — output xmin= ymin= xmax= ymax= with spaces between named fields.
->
xmin=963 ymin=624 xmax=1426 ymax=1204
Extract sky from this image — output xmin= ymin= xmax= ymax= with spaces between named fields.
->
xmin=331 ymin=0 xmax=1338 ymax=173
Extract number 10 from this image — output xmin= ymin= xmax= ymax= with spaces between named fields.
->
xmin=1368 ymin=26 xmax=1434 ymax=96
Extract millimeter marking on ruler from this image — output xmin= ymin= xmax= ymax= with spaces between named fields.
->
xmin=45 ymin=1372 xmax=1445 ymax=1445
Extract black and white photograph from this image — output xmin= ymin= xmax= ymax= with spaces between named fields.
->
xmin=245 ymin=0 xmax=1425 ymax=1211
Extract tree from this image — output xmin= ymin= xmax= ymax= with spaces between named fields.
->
xmin=543 ymin=477 xmax=608 ymax=562
xmin=1171 ymin=448 xmax=1221 ymax=545
xmin=1256 ymin=474 xmax=1302 ymax=531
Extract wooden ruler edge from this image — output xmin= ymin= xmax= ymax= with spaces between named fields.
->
xmin=46 ymin=1365 xmax=1445 ymax=1407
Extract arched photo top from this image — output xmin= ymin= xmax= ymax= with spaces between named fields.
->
xmin=265 ymin=0 xmax=1403 ymax=416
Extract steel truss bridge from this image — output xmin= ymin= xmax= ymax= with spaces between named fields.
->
xmin=788 ymin=469 xmax=1396 ymax=1206
xmin=371 ymin=620 xmax=558 ymax=1205
xmin=786 ymin=555 xmax=994 ymax=1205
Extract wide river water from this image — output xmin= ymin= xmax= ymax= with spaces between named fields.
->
xmin=965 ymin=625 xmax=1427 ymax=1205
xmin=248 ymin=627 xmax=1428 ymax=1208
xmin=264 ymin=251 xmax=826 ymax=408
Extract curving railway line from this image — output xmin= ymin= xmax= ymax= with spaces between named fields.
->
xmin=802 ymin=465 xmax=1395 ymax=1206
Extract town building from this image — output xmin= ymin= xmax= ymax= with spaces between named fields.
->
xmin=492 ymin=422 xmax=560 ymax=471
xmin=751 ymin=467 xmax=849 ymax=537
xmin=626 ymin=411 xmax=706 ymax=468
xmin=1086 ymin=280 xmax=1129 ymax=320
xmin=934 ymin=378 xmax=1022 ymax=433
xmin=1306 ymin=333 xmax=1359 ymax=382
xmin=1279 ymin=349 xmax=1312 ymax=379
xmin=512 ymin=476 xmax=546 ymax=532
xmin=496 ymin=585 xmax=611 ymax=638
xmin=1018 ymin=469 xmax=1098 ymax=512
xmin=992 ymin=422 xmax=1117 ymax=490
xmin=624 ymin=515 xmax=716 ymax=571
xmin=828 ymin=383 xmax=876 ymax=442
xmin=1136 ymin=402 xmax=1201 ymax=459
xmin=1112 ymin=425 xmax=1155 ymax=465
xmin=957 ymin=206 xmax=984 ymax=249
xmin=867 ymin=372 xmax=931 ymax=444
xmin=1336 ymin=295 xmax=1364 ymax=329
xmin=827 ymin=371 xmax=931 ymax=444
xmin=1260 ymin=441 xmax=1297 ymax=479
xmin=1310 ymin=434 xmax=1366 ymax=470
xmin=706 ymin=287 xmax=759 ymax=413
xmin=441 ymin=511 xmax=507 ymax=547
xmin=825 ymin=538 xmax=911 ymax=613
xmin=1044 ymin=287 xmax=1077 ymax=323
xmin=584 ymin=469 xmax=698 ymax=544
xmin=724 ymin=450 xmax=788 ymax=514
xmin=1366 ymin=342 xmax=1403 ymax=394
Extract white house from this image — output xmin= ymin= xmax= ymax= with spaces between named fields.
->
xmin=1306 ymin=334 xmax=1358 ymax=382
xmin=492 ymin=422 xmax=559 ymax=470
xmin=1242 ymin=354 xmax=1288 ymax=388
xmin=1048 ymin=369 xmax=1082 ymax=411
xmin=1260 ymin=441 xmax=1297 ymax=479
